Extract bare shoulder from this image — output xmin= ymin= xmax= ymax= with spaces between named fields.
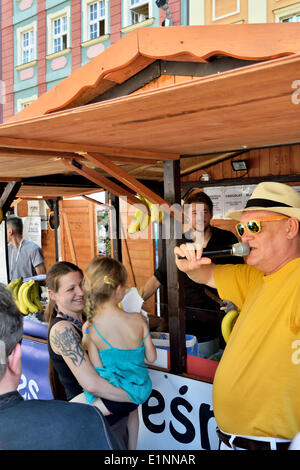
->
xmin=126 ymin=311 xmax=145 ymax=324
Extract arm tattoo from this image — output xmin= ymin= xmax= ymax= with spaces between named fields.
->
xmin=52 ymin=326 xmax=85 ymax=367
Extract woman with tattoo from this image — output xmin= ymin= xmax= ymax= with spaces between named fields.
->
xmin=45 ymin=261 xmax=132 ymax=448
xmin=72 ymin=256 xmax=157 ymax=450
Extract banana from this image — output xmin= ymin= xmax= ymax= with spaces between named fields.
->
xmin=12 ymin=278 xmax=23 ymax=302
xmin=221 ymin=309 xmax=239 ymax=343
xmin=6 ymin=279 xmax=19 ymax=293
xmin=22 ymin=280 xmax=39 ymax=314
xmin=30 ymin=281 xmax=43 ymax=312
xmin=139 ymin=212 xmax=149 ymax=231
xmin=17 ymin=281 xmax=31 ymax=315
xmin=6 ymin=278 xmax=23 ymax=301
xmin=128 ymin=210 xmax=143 ymax=234
xmin=150 ymin=203 xmax=160 ymax=223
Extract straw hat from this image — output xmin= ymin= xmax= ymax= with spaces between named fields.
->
xmin=226 ymin=182 xmax=300 ymax=221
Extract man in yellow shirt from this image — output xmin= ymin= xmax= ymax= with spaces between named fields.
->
xmin=175 ymin=182 xmax=300 ymax=450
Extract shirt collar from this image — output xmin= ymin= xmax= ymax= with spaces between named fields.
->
xmin=0 ymin=390 xmax=23 ymax=410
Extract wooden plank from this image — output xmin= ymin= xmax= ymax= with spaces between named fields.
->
xmin=62 ymin=212 xmax=77 ymax=265
xmin=61 ymin=158 xmax=150 ymax=213
xmin=0 ymin=181 xmax=22 ymax=215
xmin=83 ymin=152 xmax=184 ymax=222
xmin=259 ymin=148 xmax=270 ymax=176
xmin=0 ymin=137 xmax=178 ymax=161
xmin=163 ymin=160 xmax=186 ymax=375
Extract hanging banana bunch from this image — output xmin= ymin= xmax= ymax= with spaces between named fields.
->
xmin=128 ymin=195 xmax=163 ymax=234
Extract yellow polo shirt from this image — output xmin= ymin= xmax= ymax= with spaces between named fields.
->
xmin=213 ymin=259 xmax=300 ymax=439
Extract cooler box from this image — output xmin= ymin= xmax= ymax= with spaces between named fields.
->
xmin=151 ymin=332 xmax=198 ymax=357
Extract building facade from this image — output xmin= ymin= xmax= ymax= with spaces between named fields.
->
xmin=1 ymin=0 xmax=300 ymax=123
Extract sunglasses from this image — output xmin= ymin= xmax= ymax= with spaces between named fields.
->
xmin=235 ymin=216 xmax=289 ymax=237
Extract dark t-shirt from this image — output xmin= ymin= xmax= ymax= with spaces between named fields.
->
xmin=154 ymin=226 xmax=244 ymax=340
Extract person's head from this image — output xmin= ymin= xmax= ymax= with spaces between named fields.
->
xmin=0 ymin=285 xmax=23 ymax=391
xmin=6 ymin=216 xmax=23 ymax=243
xmin=184 ymin=191 xmax=213 ymax=233
xmin=45 ymin=262 xmax=84 ymax=322
xmin=84 ymin=256 xmax=127 ymax=318
xmin=227 ymin=182 xmax=300 ymax=274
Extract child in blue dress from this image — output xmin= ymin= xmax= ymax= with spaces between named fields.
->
xmin=80 ymin=255 xmax=156 ymax=450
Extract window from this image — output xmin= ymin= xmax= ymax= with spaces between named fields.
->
xmin=129 ymin=0 xmax=149 ymax=25
xmin=16 ymin=22 xmax=37 ymax=67
xmin=53 ymin=16 xmax=68 ymax=52
xmin=281 ymin=14 xmax=300 ymax=22
xmin=21 ymin=29 xmax=34 ymax=64
xmin=17 ymin=95 xmax=37 ymax=113
xmin=47 ymin=7 xmax=71 ymax=56
xmin=274 ymin=3 xmax=300 ymax=23
xmin=89 ymin=1 xmax=106 ymax=39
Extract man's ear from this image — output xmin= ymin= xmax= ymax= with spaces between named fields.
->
xmin=7 ymin=343 xmax=22 ymax=377
xmin=286 ymin=217 xmax=299 ymax=239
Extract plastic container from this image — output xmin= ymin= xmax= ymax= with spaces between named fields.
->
xmin=197 ymin=338 xmax=219 ymax=359
xmin=150 ymin=332 xmax=198 ymax=357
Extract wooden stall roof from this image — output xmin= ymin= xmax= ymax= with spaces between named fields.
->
xmin=1 ymin=24 xmax=300 ymax=199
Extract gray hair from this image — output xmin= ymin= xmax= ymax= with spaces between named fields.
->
xmin=0 ymin=284 xmax=23 ymax=381
xmin=6 ymin=216 xmax=23 ymax=236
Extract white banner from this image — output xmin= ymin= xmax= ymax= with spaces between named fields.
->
xmin=22 ymin=217 xmax=42 ymax=248
xmin=137 ymin=369 xmax=218 ymax=450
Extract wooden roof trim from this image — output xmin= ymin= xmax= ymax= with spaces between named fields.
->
xmin=83 ymin=152 xmax=184 ymax=222
xmin=84 ymin=152 xmax=170 ymax=207
xmin=8 ymin=24 xmax=300 ymax=123
xmin=0 ymin=137 xmax=178 ymax=161
xmin=61 ymin=157 xmax=149 ymax=213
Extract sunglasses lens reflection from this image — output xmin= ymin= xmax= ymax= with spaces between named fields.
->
xmin=247 ymin=221 xmax=260 ymax=233
xmin=237 ymin=224 xmax=244 ymax=236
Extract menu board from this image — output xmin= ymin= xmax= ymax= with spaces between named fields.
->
xmin=22 ymin=217 xmax=42 ymax=248
xmin=203 ymin=187 xmax=224 ymax=219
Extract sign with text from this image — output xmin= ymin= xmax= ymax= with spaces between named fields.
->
xmin=137 ymin=370 xmax=218 ymax=450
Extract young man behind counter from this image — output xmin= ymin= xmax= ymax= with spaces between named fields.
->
xmin=141 ymin=192 xmax=244 ymax=343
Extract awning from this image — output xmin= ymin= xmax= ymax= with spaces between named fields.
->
xmin=1 ymin=25 xmax=300 ymax=199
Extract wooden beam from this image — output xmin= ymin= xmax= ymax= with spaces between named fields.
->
xmin=61 ymin=158 xmax=149 ymax=213
xmin=0 ymin=177 xmax=22 ymax=182
xmin=62 ymin=212 xmax=77 ymax=265
xmin=0 ymin=137 xmax=179 ymax=161
xmin=82 ymin=152 xmax=183 ymax=222
xmin=0 ymin=181 xmax=22 ymax=215
xmin=164 ymin=160 xmax=186 ymax=375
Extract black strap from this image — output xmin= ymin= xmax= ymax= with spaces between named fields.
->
xmin=246 ymin=198 xmax=292 ymax=209
xmin=216 ymin=428 xmax=290 ymax=450
xmin=55 ymin=307 xmax=84 ymax=331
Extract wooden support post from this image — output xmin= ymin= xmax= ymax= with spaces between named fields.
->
xmin=1 ymin=181 xmax=22 ymax=283
xmin=53 ymin=199 xmax=60 ymax=262
xmin=163 ymin=160 xmax=186 ymax=375
xmin=108 ymin=193 xmax=122 ymax=262
xmin=0 ymin=181 xmax=22 ymax=215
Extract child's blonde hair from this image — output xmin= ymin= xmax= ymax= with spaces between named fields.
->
xmin=82 ymin=255 xmax=127 ymax=349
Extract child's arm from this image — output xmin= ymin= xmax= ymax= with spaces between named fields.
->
xmin=142 ymin=318 xmax=157 ymax=363
xmin=88 ymin=337 xmax=103 ymax=369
